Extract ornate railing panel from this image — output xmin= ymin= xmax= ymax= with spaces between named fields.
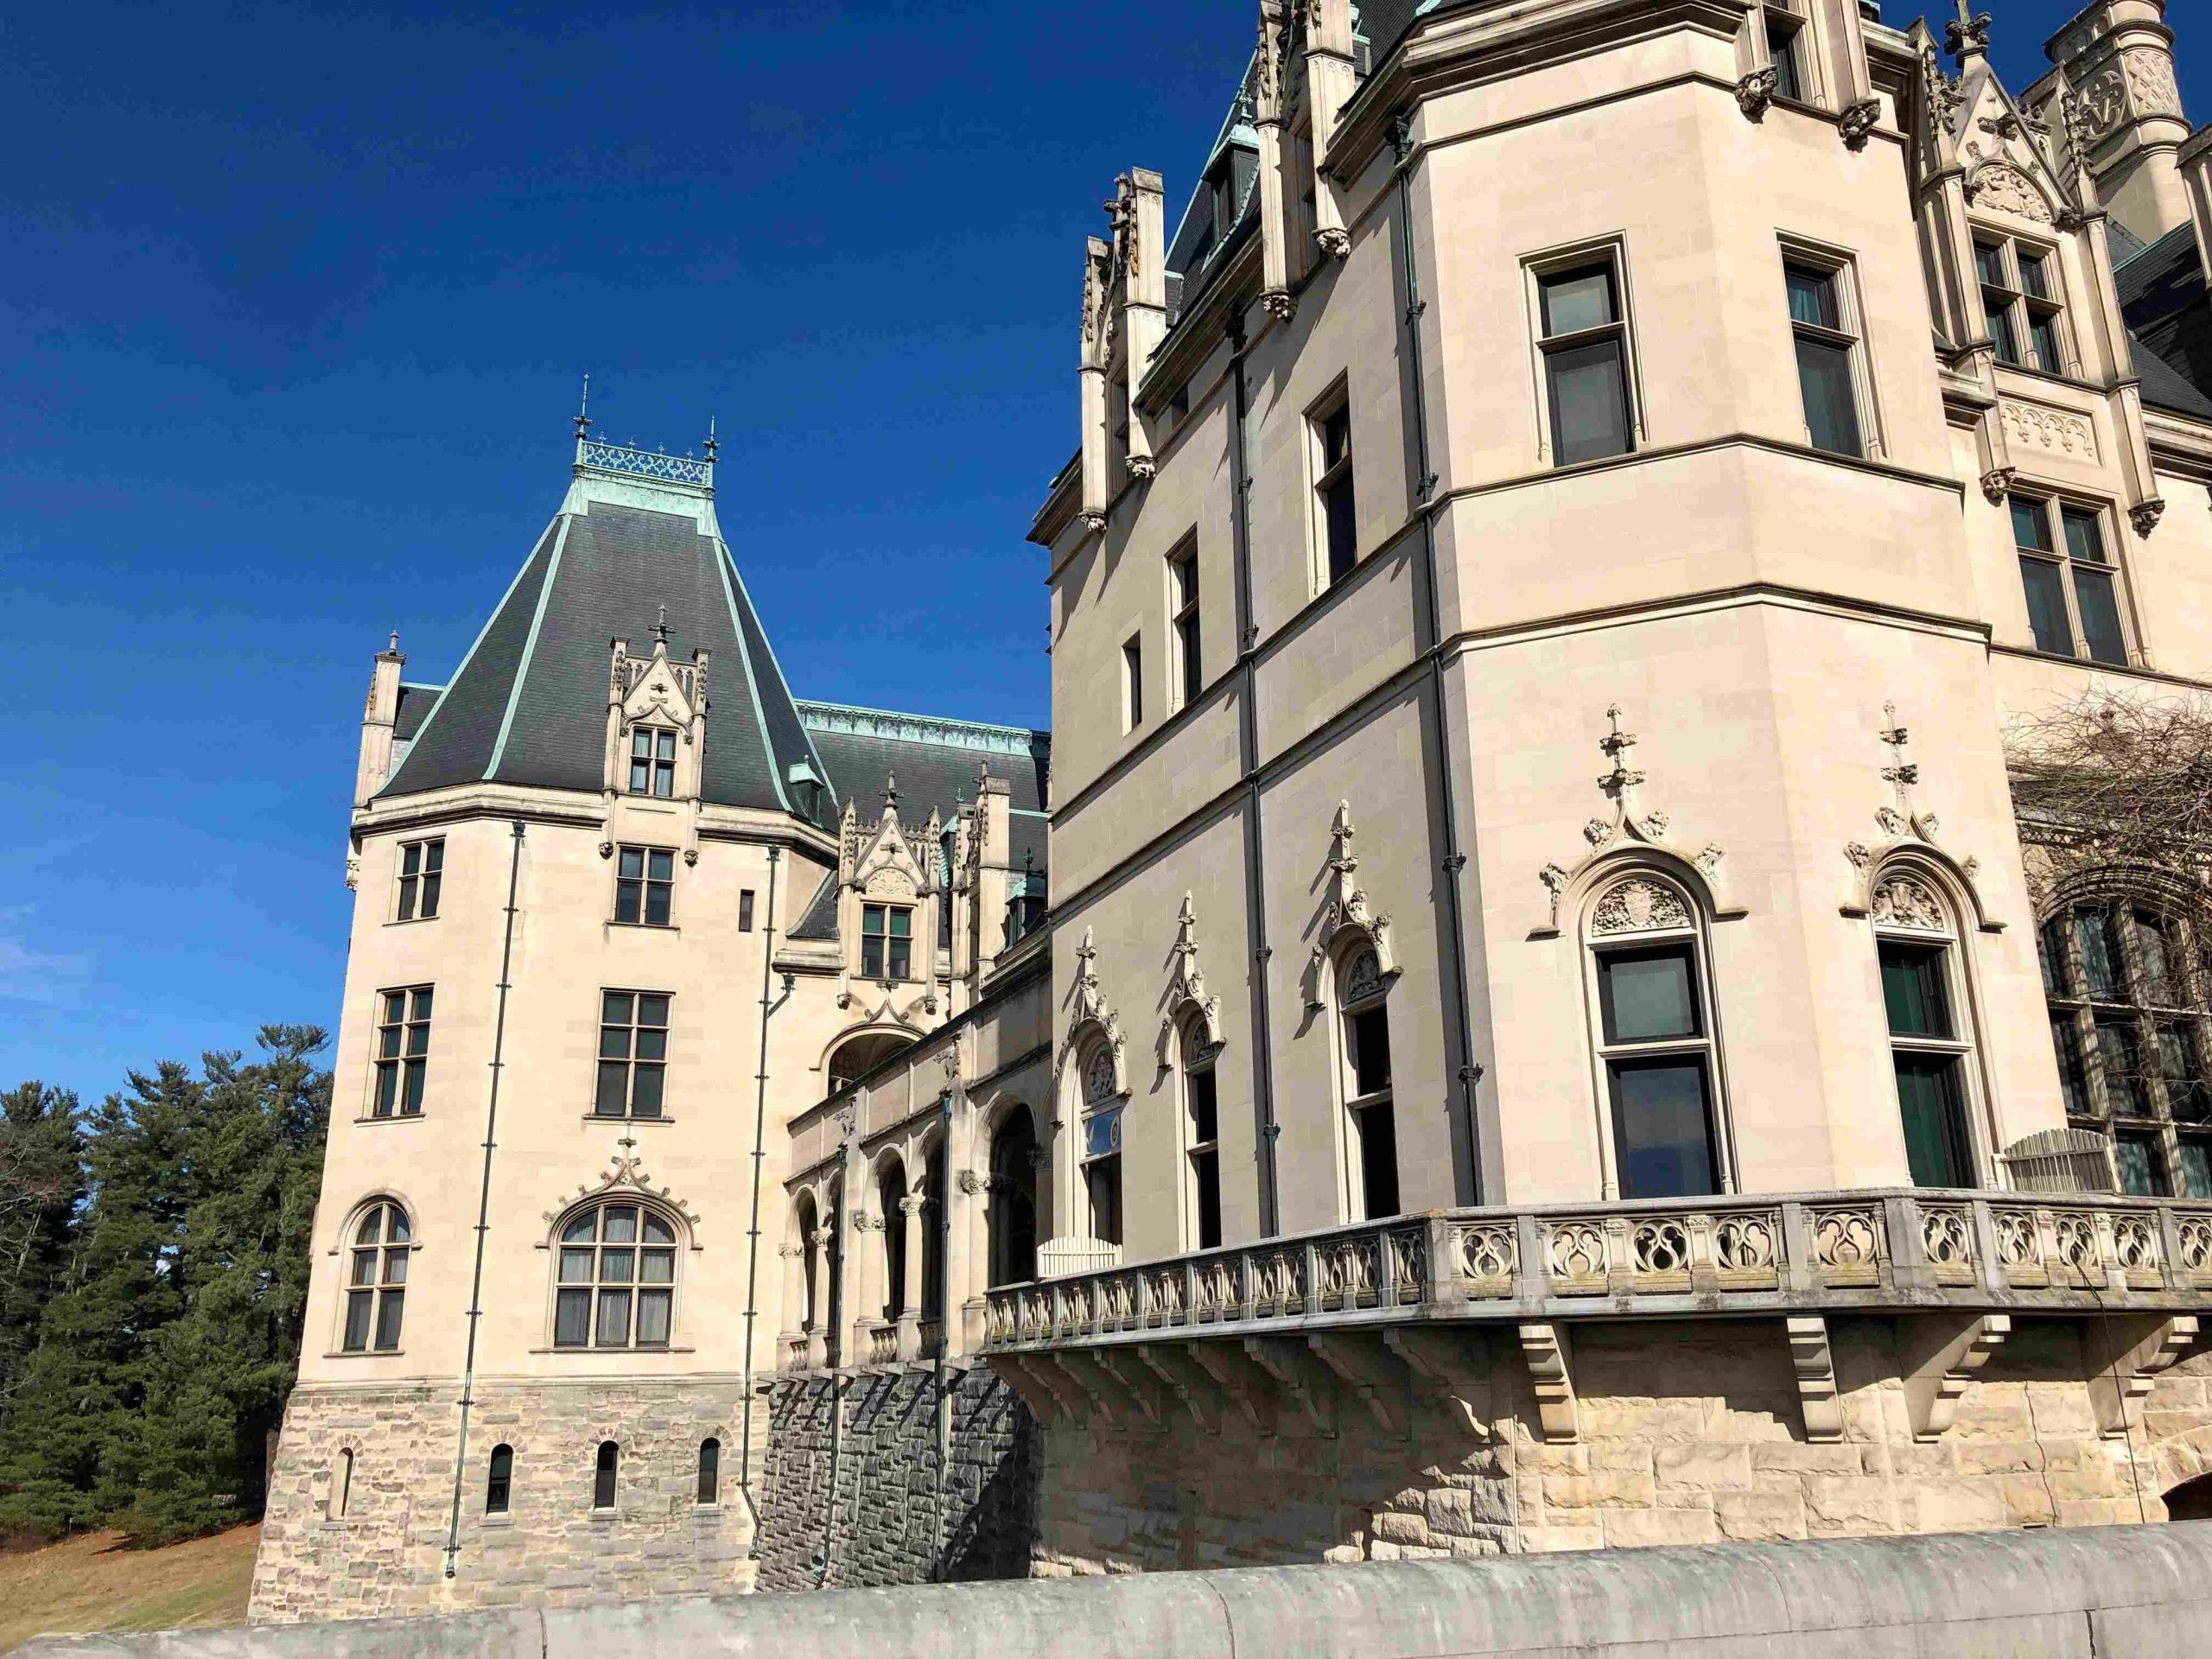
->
xmin=577 ymin=438 xmax=712 ymax=486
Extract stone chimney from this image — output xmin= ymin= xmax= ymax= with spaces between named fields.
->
xmin=1079 ymin=236 xmax=1112 ymax=531
xmin=1118 ymin=169 xmax=1166 ymax=480
xmin=355 ymin=632 xmax=405 ymax=805
xmin=2045 ymin=1 xmax=2192 ymax=246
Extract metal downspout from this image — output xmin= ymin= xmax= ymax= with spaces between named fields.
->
xmin=1228 ymin=308 xmax=1283 ymax=1236
xmin=442 ymin=820 xmax=525 ymax=1579
xmin=1392 ymin=111 xmax=1488 ymax=1202
xmin=739 ymin=844 xmax=791 ymax=1557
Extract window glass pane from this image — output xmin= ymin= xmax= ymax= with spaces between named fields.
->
xmin=2018 ymin=556 xmax=2072 ymax=655
xmin=647 ymin=850 xmax=673 ymax=880
xmin=1194 ymin=1148 xmax=1222 ymax=1249
xmin=357 ymin=1209 xmax=384 ymax=1246
xmin=1986 ymin=297 xmax=2022 ymax=365
xmin=423 ymin=842 xmax=442 ymax=874
xmin=601 ymin=1249 xmax=634 ymax=1285
xmin=1085 ymin=1157 xmax=1122 ymax=1245
xmin=1540 ymin=264 xmax=1616 ymax=334
xmin=1359 ymin=1101 xmax=1400 ymax=1218
xmin=2030 ymin=313 xmax=2063 ymax=372
xmin=888 ymin=938 xmax=912 ymax=980
xmin=2180 ymin=1141 xmax=2212 ymax=1199
xmin=555 ymin=1287 xmax=591 ymax=1346
xmin=1879 ymin=943 xmax=1954 ymax=1039
xmin=594 ymin=1061 xmax=628 ymax=1115
xmin=639 ymin=1247 xmax=675 ymax=1284
xmin=2011 ymin=498 xmax=2054 ymax=552
xmin=619 ymin=849 xmax=643 ymax=880
xmin=397 ymin=876 xmax=417 ymax=922
xmin=1349 ymin=1005 xmax=1393 ymax=1096
xmin=1770 ymin=27 xmax=1803 ymax=101
xmin=1084 ymin=1104 xmax=1123 ymax=1160
xmin=643 ymin=1213 xmax=675 ymax=1244
xmin=2018 ymin=252 xmax=2050 ymax=300
xmin=410 ymin=988 xmax=431 ymax=1020
xmin=1324 ymin=474 xmax=1357 ymax=583
xmin=562 ymin=1212 xmax=598 ymax=1243
xmin=656 ymin=731 xmax=676 ymax=760
xmin=1188 ymin=1067 xmax=1218 ymax=1147
xmin=387 ymin=1208 xmax=410 ymax=1243
xmin=631 ymin=1065 xmax=664 ymax=1118
xmin=2051 ymin=1014 xmax=2089 ymax=1116
xmin=559 ymin=1247 xmax=595 ymax=1283
xmin=401 ymin=843 xmax=421 ymax=877
xmin=2134 ymin=912 xmax=2178 ymax=1004
xmin=1599 ymin=947 xmax=1699 ymax=1043
xmin=373 ymin=1288 xmax=404 ymax=1351
xmin=1795 ymin=336 xmax=1862 ymax=456
xmin=862 ymin=906 xmax=884 ymax=937
xmin=697 ymin=1440 xmax=720 ymax=1505
xmin=635 ymin=1028 xmax=667 ymax=1063
xmin=888 ymin=909 xmax=911 ymax=938
xmin=404 ymin=1021 xmax=429 ymax=1057
xmin=1974 ymin=243 xmax=2005 ymax=286
xmin=344 ymin=1291 xmax=372 ymax=1351
xmin=2039 ymin=916 xmax=2070 ymax=996
xmin=639 ymin=995 xmax=669 ymax=1027
xmin=645 ymin=885 xmax=671 ymax=927
xmin=1609 ymin=1058 xmax=1718 ymax=1199
xmin=350 ymin=1248 xmax=377 ymax=1287
xmin=2075 ymin=907 xmax=2125 ymax=999
xmin=599 ymin=1025 xmax=632 ymax=1060
xmin=1321 ymin=407 xmax=1351 ymax=468
xmin=1784 ymin=264 xmax=1838 ymax=329
xmin=601 ymin=1206 xmax=638 ymax=1243
xmin=1893 ymin=1054 xmax=1970 ymax=1186
xmin=2158 ymin=1024 xmax=2209 ymax=1120
xmin=2072 ymin=565 xmax=2126 ymax=665
xmin=594 ymin=1445 xmax=618 ymax=1509
xmin=419 ymin=872 xmax=441 ymax=918
xmin=401 ymin=1062 xmax=425 ymax=1115
xmin=384 ymin=989 xmax=408 ymax=1023
xmin=636 ymin=1289 xmax=671 ymax=1347
xmin=595 ymin=1288 xmax=632 ymax=1347
xmin=2098 ymin=1019 xmax=2152 ymax=1116
xmin=383 ymin=1248 xmax=408 ymax=1286
xmin=2114 ymin=1133 xmax=2163 ymax=1197
xmin=1548 ymin=338 xmax=1631 ymax=465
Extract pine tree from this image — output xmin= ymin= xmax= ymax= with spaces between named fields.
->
xmin=0 ymin=1082 xmax=84 ymax=1411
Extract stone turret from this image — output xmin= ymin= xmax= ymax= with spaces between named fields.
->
xmin=2043 ymin=0 xmax=2192 ymax=245
xmin=354 ymin=632 xmax=405 ymax=806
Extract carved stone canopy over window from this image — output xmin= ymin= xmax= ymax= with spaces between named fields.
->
xmin=1084 ymin=1046 xmax=1118 ymax=1106
xmin=1342 ymin=948 xmax=1386 ymax=1007
xmin=1871 ymin=873 xmax=1950 ymax=934
xmin=1591 ymin=876 xmax=1692 ymax=937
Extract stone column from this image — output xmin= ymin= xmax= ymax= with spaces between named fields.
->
xmin=804 ymin=1229 xmax=829 ymax=1369
xmin=898 ymin=1194 xmax=928 ymax=1359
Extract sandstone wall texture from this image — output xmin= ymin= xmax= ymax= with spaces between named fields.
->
xmin=251 ymin=1378 xmax=760 ymax=1624
xmin=755 ymin=1363 xmax=1039 ymax=1591
xmin=1031 ymin=1318 xmax=2212 ymax=1574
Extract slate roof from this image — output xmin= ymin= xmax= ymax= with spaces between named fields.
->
xmin=799 ymin=703 xmax=1048 ymax=826
xmin=2114 ymin=223 xmax=2212 ymax=418
xmin=787 ymin=870 xmax=840 ymax=942
xmin=393 ymin=683 xmax=442 ymax=741
xmin=379 ymin=460 xmax=830 ymax=817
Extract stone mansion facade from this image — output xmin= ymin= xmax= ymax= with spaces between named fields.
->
xmin=260 ymin=0 xmax=2212 ymax=1620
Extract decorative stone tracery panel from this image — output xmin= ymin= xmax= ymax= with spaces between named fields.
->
xmin=1590 ymin=876 xmax=1692 ymax=937
xmin=1967 ymin=162 xmax=2053 ymax=224
xmin=1999 ymin=399 xmax=2100 ymax=463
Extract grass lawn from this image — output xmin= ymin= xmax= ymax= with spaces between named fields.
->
xmin=0 ymin=1525 xmax=258 ymax=1653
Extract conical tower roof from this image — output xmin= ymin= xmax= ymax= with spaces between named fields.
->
xmin=381 ymin=429 xmax=831 ymax=817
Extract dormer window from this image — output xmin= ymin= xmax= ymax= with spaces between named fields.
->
xmin=861 ymin=903 xmax=912 ymax=982
xmin=629 ymin=728 xmax=677 ymax=798
xmin=1976 ymin=237 xmax=2068 ymax=375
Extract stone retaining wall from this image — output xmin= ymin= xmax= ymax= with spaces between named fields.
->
xmin=755 ymin=1363 xmax=1039 ymax=1590
xmin=251 ymin=1378 xmax=759 ymax=1623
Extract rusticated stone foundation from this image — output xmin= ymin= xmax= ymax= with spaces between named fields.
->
xmin=755 ymin=1363 xmax=1039 ymax=1590
xmin=1028 ymin=1317 xmax=2212 ymax=1574
xmin=250 ymin=1377 xmax=760 ymax=1624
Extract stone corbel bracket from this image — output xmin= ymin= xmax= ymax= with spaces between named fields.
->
xmin=1136 ymin=1344 xmax=1222 ymax=1433
xmin=2085 ymin=1313 xmax=2199 ymax=1439
xmin=1191 ymin=1340 xmax=1281 ymax=1434
xmin=1517 ymin=1322 xmax=1580 ymax=1444
xmin=1093 ymin=1351 xmax=1166 ymax=1428
xmin=1898 ymin=1312 xmax=2010 ymax=1441
xmin=1245 ymin=1336 xmax=1339 ymax=1435
xmin=1787 ymin=1316 xmax=1845 ymax=1443
xmin=1385 ymin=1327 xmax=1495 ymax=1436
xmin=1309 ymin=1333 xmax=1410 ymax=1437
xmin=988 ymin=1354 xmax=1069 ymax=1426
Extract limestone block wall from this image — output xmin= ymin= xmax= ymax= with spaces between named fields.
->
xmin=1030 ymin=1319 xmax=2212 ymax=1575
xmin=756 ymin=1365 xmax=1039 ymax=1591
xmin=251 ymin=1378 xmax=757 ymax=1624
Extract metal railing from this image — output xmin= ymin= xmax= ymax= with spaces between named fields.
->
xmin=577 ymin=438 xmax=712 ymax=487
xmin=981 ymin=1190 xmax=2212 ymax=1351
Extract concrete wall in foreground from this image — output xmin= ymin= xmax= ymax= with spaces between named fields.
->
xmin=26 ymin=1522 xmax=2212 ymax=1659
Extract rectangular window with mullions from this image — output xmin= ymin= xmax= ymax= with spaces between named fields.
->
xmin=1535 ymin=257 xmax=1635 ymax=466
xmin=1765 ymin=1 xmax=1811 ymax=102
xmin=1313 ymin=398 xmax=1357 ymax=587
xmin=614 ymin=846 xmax=675 ymax=926
xmin=1783 ymin=258 xmax=1868 ymax=458
xmin=861 ymin=903 xmax=912 ymax=981
xmin=627 ymin=727 xmax=677 ymax=797
xmin=372 ymin=987 xmax=432 ymax=1117
xmin=1594 ymin=943 xmax=1720 ymax=1199
xmin=2012 ymin=495 xmax=2128 ymax=665
xmin=596 ymin=990 xmax=670 ymax=1119
xmin=395 ymin=838 xmax=442 ymax=921
xmin=1168 ymin=541 xmax=1202 ymax=709
xmin=1975 ymin=237 xmax=2069 ymax=375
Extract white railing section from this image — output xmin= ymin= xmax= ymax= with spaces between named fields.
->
xmin=576 ymin=438 xmax=713 ymax=487
xmin=981 ymin=1191 xmax=2212 ymax=1351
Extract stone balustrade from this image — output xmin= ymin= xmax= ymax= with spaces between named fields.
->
xmin=982 ymin=1190 xmax=2212 ymax=1351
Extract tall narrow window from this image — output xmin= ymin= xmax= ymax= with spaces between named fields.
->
xmin=628 ymin=728 xmax=677 ymax=798
xmin=1122 ymin=635 xmax=1145 ymax=732
xmin=334 ymin=1448 xmax=354 ymax=1519
xmin=739 ymin=889 xmax=756 ymax=932
xmin=1537 ymin=257 xmax=1634 ymax=465
xmin=696 ymin=1439 xmax=721 ymax=1506
xmin=555 ymin=1204 xmax=677 ymax=1350
xmin=921 ymin=1141 xmax=946 ymax=1326
xmin=988 ymin=1112 xmax=1040 ymax=1287
xmin=1784 ymin=259 xmax=1866 ymax=458
xmin=595 ymin=990 xmax=670 ymax=1118
xmin=879 ymin=1160 xmax=908 ymax=1321
xmin=614 ymin=846 xmax=675 ymax=926
xmin=861 ymin=904 xmax=912 ymax=981
xmin=1338 ymin=949 xmax=1399 ymax=1219
xmin=342 ymin=1201 xmax=410 ymax=1352
xmin=1168 ymin=541 xmax=1202 ymax=708
xmin=1976 ymin=236 xmax=2067 ymax=374
xmin=1081 ymin=1046 xmax=1123 ymax=1245
xmin=486 ymin=1445 xmax=512 ymax=1515
xmin=1766 ymin=1 xmax=1809 ymax=100
xmin=2012 ymin=496 xmax=2128 ymax=665
xmin=1589 ymin=879 xmax=1722 ymax=1199
xmin=593 ymin=1441 xmax=619 ymax=1510
xmin=1182 ymin=1024 xmax=1222 ymax=1249
xmin=396 ymin=838 xmax=443 ymax=921
xmin=372 ymin=986 xmax=432 ymax=1117
xmin=1313 ymin=398 xmax=1357 ymax=586
xmin=2044 ymin=900 xmax=2212 ymax=1197
xmin=1876 ymin=878 xmax=1978 ymax=1188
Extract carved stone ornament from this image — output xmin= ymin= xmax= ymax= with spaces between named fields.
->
xmin=1841 ymin=702 xmax=1998 ymax=931
xmin=1534 ymin=705 xmax=1732 ymax=935
xmin=1160 ymin=893 xmax=1226 ymax=1064
xmin=344 ymin=852 xmax=361 ymax=892
xmin=2123 ymin=48 xmax=2183 ymax=120
xmin=1980 ymin=467 xmax=2016 ymax=505
xmin=1590 ymin=876 xmax=1693 ymax=937
xmin=2130 ymin=497 xmax=2166 ymax=538
xmin=1839 ymin=98 xmax=1882 ymax=151
xmin=1921 ymin=44 xmax=1963 ymax=141
xmin=1306 ymin=802 xmax=1399 ymax=1010
xmin=544 ymin=1150 xmax=700 ymax=1235
xmin=1314 ymin=226 xmax=1350 ymax=260
xmin=1262 ymin=289 xmax=1295 ymax=322
xmin=1125 ymin=454 xmax=1156 ymax=481
xmin=1966 ymin=162 xmax=2055 ymax=224
xmin=1735 ymin=67 xmax=1777 ymax=122
xmin=956 ymin=1169 xmax=982 ymax=1196
xmin=1943 ymin=10 xmax=1991 ymax=61
xmin=1056 ymin=926 xmax=1129 ymax=1101
xmin=1870 ymin=874 xmax=1949 ymax=932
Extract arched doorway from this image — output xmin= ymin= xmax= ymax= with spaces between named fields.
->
xmin=2166 ymin=1472 xmax=2212 ymax=1521
xmin=988 ymin=1111 xmax=1039 ymax=1287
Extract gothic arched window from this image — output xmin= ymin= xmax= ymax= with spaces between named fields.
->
xmin=1178 ymin=1016 xmax=1222 ymax=1249
xmin=342 ymin=1200 xmax=411 ymax=1353
xmin=1337 ymin=945 xmax=1398 ymax=1220
xmin=987 ymin=1110 xmax=1039 ymax=1287
xmin=1586 ymin=874 xmax=1724 ymax=1199
xmin=1080 ymin=1042 xmax=1123 ymax=1245
xmin=877 ymin=1156 xmax=908 ymax=1321
xmin=1872 ymin=868 xmax=1982 ymax=1189
xmin=554 ymin=1202 xmax=678 ymax=1350
xmin=2041 ymin=896 xmax=2212 ymax=1197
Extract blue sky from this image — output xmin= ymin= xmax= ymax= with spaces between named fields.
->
xmin=0 ymin=2 xmax=2195 ymax=1100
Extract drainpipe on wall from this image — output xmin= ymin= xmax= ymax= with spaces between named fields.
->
xmin=1391 ymin=110 xmax=1489 ymax=1204
xmin=442 ymin=820 xmax=526 ymax=1580
xmin=739 ymin=844 xmax=792 ymax=1559
xmin=1227 ymin=307 xmax=1283 ymax=1236
xmin=811 ymin=1154 xmax=848 ymax=1589
xmin=930 ymin=1078 xmax=956 ymax=1578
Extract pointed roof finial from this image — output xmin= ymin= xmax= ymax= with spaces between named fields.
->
xmin=652 ymin=603 xmax=671 ymax=650
xmin=575 ymin=372 xmax=592 ymax=441
xmin=704 ymin=416 xmax=718 ymax=464
xmin=1946 ymin=0 xmax=1991 ymax=65
xmin=884 ymin=772 xmax=899 ymax=811
xmin=389 ymin=630 xmax=400 ymax=653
